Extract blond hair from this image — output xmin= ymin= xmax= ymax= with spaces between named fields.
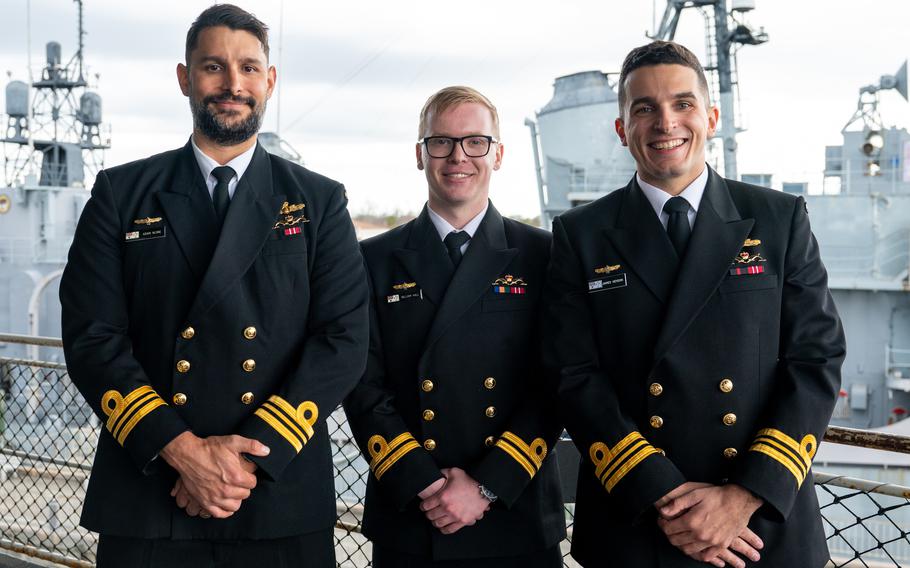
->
xmin=418 ymin=86 xmax=500 ymax=139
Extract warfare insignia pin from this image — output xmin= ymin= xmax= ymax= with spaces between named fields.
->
xmin=743 ymin=238 xmax=762 ymax=247
xmin=492 ymin=275 xmax=527 ymax=294
xmin=273 ymin=202 xmax=310 ymax=229
xmin=594 ymin=264 xmax=621 ymax=275
xmin=392 ymin=282 xmax=417 ymax=291
xmin=133 ymin=216 xmax=162 ymax=225
xmin=734 ymin=250 xmax=766 ymax=264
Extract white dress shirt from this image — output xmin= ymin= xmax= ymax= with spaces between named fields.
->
xmin=427 ymin=203 xmax=489 ymax=255
xmin=190 ymin=136 xmax=257 ymax=200
xmin=637 ymin=165 xmax=710 ymax=230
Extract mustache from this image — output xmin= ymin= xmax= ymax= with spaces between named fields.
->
xmin=203 ymin=93 xmax=256 ymax=108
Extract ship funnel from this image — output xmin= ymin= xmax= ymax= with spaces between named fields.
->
xmin=879 ymin=60 xmax=907 ymax=101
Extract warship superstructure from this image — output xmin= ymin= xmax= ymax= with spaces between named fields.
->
xmin=527 ymin=0 xmax=910 ymax=435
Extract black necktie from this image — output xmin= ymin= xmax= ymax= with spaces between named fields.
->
xmin=663 ymin=196 xmax=691 ymax=258
xmin=211 ymin=166 xmax=235 ymax=227
xmin=444 ymin=231 xmax=471 ymax=267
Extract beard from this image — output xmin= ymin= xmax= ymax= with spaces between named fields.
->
xmin=190 ymin=92 xmax=265 ymax=146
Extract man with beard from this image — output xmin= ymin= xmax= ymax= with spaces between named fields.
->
xmin=59 ymin=5 xmax=368 ymax=567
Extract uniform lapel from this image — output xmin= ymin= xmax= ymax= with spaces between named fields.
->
xmin=604 ymin=178 xmax=678 ymax=304
xmin=392 ymin=207 xmax=453 ymax=307
xmin=189 ymin=144 xmax=287 ymax=319
xmin=423 ymin=203 xmax=517 ymax=352
xmin=651 ymin=169 xmax=754 ymax=364
xmin=156 ymin=142 xmax=221 ymax=279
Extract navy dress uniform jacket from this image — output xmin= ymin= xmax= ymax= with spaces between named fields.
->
xmin=343 ymin=203 xmax=566 ymax=561
xmin=60 ymin=141 xmax=369 ymax=540
xmin=542 ymin=169 xmax=845 ymax=567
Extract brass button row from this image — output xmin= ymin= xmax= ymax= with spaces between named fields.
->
xmin=173 ymin=392 xmax=255 ymax=405
xmin=650 ymin=415 xmax=664 ymax=429
xmin=424 ymin=439 xmax=436 ymax=451
xmin=648 ymin=378 xmax=733 ymax=396
xmin=484 ymin=377 xmax=496 ymax=389
xmin=422 ymin=409 xmax=435 ymax=421
xmin=421 ymin=379 xmax=434 ymax=392
xmin=181 ymin=326 xmax=257 ymax=340
xmin=485 ymin=406 xmax=496 ymax=418
xmin=176 ymin=359 xmax=255 ymax=373
xmin=723 ymin=413 xmax=737 ymax=426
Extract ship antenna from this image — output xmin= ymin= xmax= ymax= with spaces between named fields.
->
xmin=276 ymin=0 xmax=284 ymax=135
xmin=75 ymin=0 xmax=85 ymax=82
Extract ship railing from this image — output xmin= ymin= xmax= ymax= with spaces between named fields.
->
xmin=823 ymin=228 xmax=910 ymax=285
xmin=1 ymin=333 xmax=909 ymax=567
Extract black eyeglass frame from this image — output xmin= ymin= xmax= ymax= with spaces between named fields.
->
xmin=418 ymin=135 xmax=499 ymax=158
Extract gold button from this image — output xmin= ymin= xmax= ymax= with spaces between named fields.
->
xmin=723 ymin=413 xmax=737 ymax=426
xmin=241 ymin=392 xmax=254 ymax=405
xmin=724 ymin=447 xmax=739 ymax=459
xmin=484 ymin=436 xmax=495 ymax=447
xmin=484 ymin=377 xmax=496 ymax=389
xmin=656 ymin=448 xmax=666 ymax=456
xmin=173 ymin=393 xmax=187 ymax=405
xmin=422 ymin=409 xmax=435 ymax=421
xmin=650 ymin=415 xmax=664 ymax=429
xmin=242 ymin=359 xmax=256 ymax=372
xmin=485 ymin=406 xmax=496 ymax=418
xmin=176 ymin=360 xmax=190 ymax=373
xmin=719 ymin=378 xmax=734 ymax=393
xmin=421 ymin=379 xmax=434 ymax=392
xmin=424 ymin=439 xmax=436 ymax=451
xmin=181 ymin=327 xmax=195 ymax=340
xmin=649 ymin=382 xmax=663 ymax=396
xmin=243 ymin=326 xmax=257 ymax=340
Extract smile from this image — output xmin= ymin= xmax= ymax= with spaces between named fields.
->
xmin=444 ymin=173 xmax=473 ymax=178
xmin=649 ymin=139 xmax=686 ymax=150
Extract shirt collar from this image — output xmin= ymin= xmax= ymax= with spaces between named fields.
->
xmin=426 ymin=202 xmax=489 ymax=243
xmin=637 ymin=164 xmax=709 ymax=219
xmin=190 ymin=135 xmax=257 ymax=184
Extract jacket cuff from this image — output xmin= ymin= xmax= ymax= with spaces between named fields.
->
xmin=471 ymin=431 xmax=550 ymax=508
xmin=236 ymin=395 xmax=321 ymax=481
xmin=364 ymin=432 xmax=443 ymax=510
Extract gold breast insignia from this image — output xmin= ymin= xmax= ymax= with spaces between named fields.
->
xmin=392 ymin=281 xmax=417 ymax=291
xmin=133 ymin=216 xmax=162 ymax=225
xmin=273 ymin=202 xmax=310 ymax=229
xmin=594 ymin=264 xmax=621 ymax=275
xmin=492 ymin=275 xmax=527 ymax=295
xmin=734 ymin=250 xmax=766 ymax=264
xmin=743 ymin=238 xmax=762 ymax=247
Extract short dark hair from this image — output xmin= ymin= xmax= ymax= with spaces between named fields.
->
xmin=185 ymin=4 xmax=269 ymax=64
xmin=617 ymin=41 xmax=709 ymax=113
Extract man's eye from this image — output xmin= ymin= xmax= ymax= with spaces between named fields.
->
xmin=244 ymin=65 xmax=257 ymax=73
xmin=206 ymin=64 xmax=222 ymax=72
xmin=429 ymin=138 xmax=451 ymax=147
xmin=634 ymin=106 xmax=652 ymax=114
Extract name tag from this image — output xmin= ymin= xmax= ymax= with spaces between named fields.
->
xmin=588 ymin=274 xmax=627 ymax=293
xmin=387 ymin=289 xmax=424 ymax=303
xmin=125 ymin=227 xmax=166 ymax=242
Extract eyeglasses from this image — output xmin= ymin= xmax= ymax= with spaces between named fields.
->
xmin=419 ymin=135 xmax=498 ymax=158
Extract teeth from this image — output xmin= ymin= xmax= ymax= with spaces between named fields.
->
xmin=651 ymin=139 xmax=685 ymax=150
xmin=446 ymin=173 xmax=471 ymax=178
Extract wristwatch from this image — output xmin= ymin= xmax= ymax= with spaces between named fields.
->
xmin=478 ymin=484 xmax=498 ymax=503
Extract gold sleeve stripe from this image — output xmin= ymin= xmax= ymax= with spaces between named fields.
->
xmin=499 ymin=431 xmax=548 ymax=470
xmin=100 ymin=386 xmax=168 ymax=447
xmin=495 ymin=439 xmax=536 ymax=478
xmin=589 ymin=431 xmax=661 ymax=493
xmin=254 ymin=407 xmax=304 ymax=453
xmin=111 ymin=390 xmax=157 ymax=437
xmin=606 ymin=446 xmax=660 ymax=492
xmin=116 ymin=398 xmax=166 ymax=445
xmin=267 ymin=396 xmax=318 ymax=440
xmin=367 ymin=432 xmax=420 ymax=479
xmin=750 ymin=443 xmax=806 ymax=486
xmin=374 ymin=441 xmax=421 ymax=480
xmin=753 ymin=435 xmax=808 ymax=478
xmin=262 ymin=401 xmax=308 ymax=444
xmin=749 ymin=428 xmax=818 ymax=487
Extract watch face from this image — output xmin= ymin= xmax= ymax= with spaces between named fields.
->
xmin=479 ymin=484 xmax=498 ymax=502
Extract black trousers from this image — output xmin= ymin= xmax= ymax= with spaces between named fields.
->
xmin=372 ymin=543 xmax=563 ymax=568
xmin=95 ymin=530 xmax=334 ymax=568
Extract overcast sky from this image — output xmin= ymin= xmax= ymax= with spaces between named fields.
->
xmin=2 ymin=0 xmax=909 ymax=217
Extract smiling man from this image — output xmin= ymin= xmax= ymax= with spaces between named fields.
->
xmin=60 ymin=5 xmax=368 ymax=567
xmin=343 ymin=86 xmax=565 ymax=567
xmin=543 ymin=41 xmax=845 ymax=567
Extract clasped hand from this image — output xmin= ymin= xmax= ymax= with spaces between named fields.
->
xmin=655 ymin=482 xmax=764 ymax=568
xmin=160 ymin=431 xmax=270 ymax=519
xmin=418 ymin=467 xmax=490 ymax=535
